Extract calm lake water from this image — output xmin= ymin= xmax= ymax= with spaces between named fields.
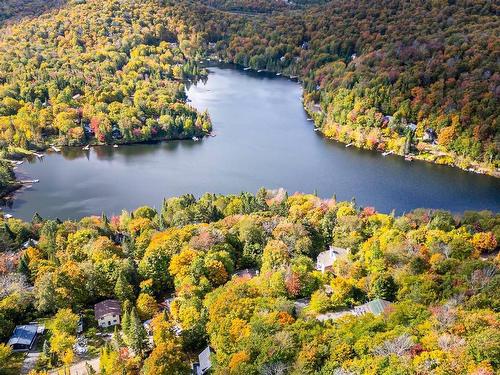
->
xmin=4 ymin=64 xmax=500 ymax=220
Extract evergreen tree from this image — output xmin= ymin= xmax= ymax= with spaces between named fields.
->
xmin=32 ymin=212 xmax=44 ymax=224
xmin=114 ymin=272 xmax=135 ymax=302
xmin=127 ymin=307 xmax=148 ymax=356
xmin=121 ymin=302 xmax=131 ymax=338
xmin=17 ymin=253 xmax=30 ymax=280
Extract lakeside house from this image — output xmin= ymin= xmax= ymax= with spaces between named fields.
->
xmin=7 ymin=324 xmax=39 ymax=351
xmin=316 ymin=246 xmax=349 ymax=273
xmin=192 ymin=346 xmax=213 ymax=375
xmin=94 ymin=299 xmax=122 ymax=328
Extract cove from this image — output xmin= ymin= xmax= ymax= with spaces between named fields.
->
xmin=3 ymin=64 xmax=499 ymax=220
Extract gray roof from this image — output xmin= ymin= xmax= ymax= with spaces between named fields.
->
xmin=316 ymin=246 xmax=349 ymax=268
xmin=354 ymin=299 xmax=392 ymax=316
xmin=198 ymin=346 xmax=212 ymax=374
xmin=94 ymin=299 xmax=121 ymax=320
xmin=8 ymin=324 xmax=38 ymax=347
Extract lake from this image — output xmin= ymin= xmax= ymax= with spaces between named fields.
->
xmin=3 ymin=64 xmax=500 ymax=220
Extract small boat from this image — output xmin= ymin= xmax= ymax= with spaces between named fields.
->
xmin=192 ymin=136 xmax=199 ymax=141
xmin=382 ymin=150 xmax=394 ymax=156
xmin=21 ymin=179 xmax=39 ymax=184
xmin=404 ymin=155 xmax=413 ymax=161
xmin=345 ymin=143 xmax=353 ymax=148
xmin=276 ymin=73 xmax=281 ymax=76
xmin=51 ymin=145 xmax=61 ymax=152
xmin=257 ymin=69 xmax=264 ymax=73
xmin=313 ymin=128 xmax=319 ymax=132
xmin=3 ymin=214 xmax=13 ymax=219
xmin=33 ymin=152 xmax=44 ymax=158
xmin=290 ymin=75 xmax=298 ymax=79
xmin=82 ymin=145 xmax=90 ymax=151
xmin=113 ymin=144 xmax=119 ymax=148
xmin=306 ymin=118 xmax=313 ymax=121
xmin=243 ymin=67 xmax=251 ymax=71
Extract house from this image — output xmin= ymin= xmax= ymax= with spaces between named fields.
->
xmin=316 ymin=246 xmax=349 ymax=272
xmin=94 ymin=299 xmax=122 ymax=328
xmin=353 ymin=298 xmax=392 ymax=317
xmin=192 ymin=346 xmax=213 ymax=375
xmin=7 ymin=324 xmax=38 ymax=351
xmin=232 ymin=268 xmax=259 ymax=279
xmin=423 ymin=128 xmax=437 ymax=143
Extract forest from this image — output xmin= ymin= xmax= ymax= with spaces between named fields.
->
xmin=0 ymin=0 xmax=498 ymax=177
xmin=0 ymin=1 xmax=499 ymax=372
xmin=0 ymin=190 xmax=499 ymax=374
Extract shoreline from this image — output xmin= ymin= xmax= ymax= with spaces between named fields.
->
xmin=0 ymin=132 xmax=211 ymax=204
xmin=207 ymin=59 xmax=499 ymax=179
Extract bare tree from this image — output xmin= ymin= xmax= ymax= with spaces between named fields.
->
xmin=437 ymin=334 xmax=465 ymax=351
xmin=373 ymin=334 xmax=413 ymax=356
xmin=470 ymin=266 xmax=497 ymax=291
xmin=262 ymin=362 xmax=288 ymax=375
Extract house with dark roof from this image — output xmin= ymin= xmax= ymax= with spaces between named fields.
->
xmin=192 ymin=346 xmax=213 ymax=375
xmin=353 ymin=298 xmax=392 ymax=317
xmin=316 ymin=246 xmax=349 ymax=273
xmin=7 ymin=324 xmax=38 ymax=351
xmin=94 ymin=299 xmax=122 ymax=328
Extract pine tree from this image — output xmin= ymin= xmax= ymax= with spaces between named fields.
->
xmin=127 ymin=307 xmax=147 ymax=356
xmin=114 ymin=272 xmax=134 ymax=302
xmin=121 ymin=303 xmax=130 ymax=339
xmin=17 ymin=253 xmax=31 ymax=280
xmin=32 ymin=212 xmax=43 ymax=224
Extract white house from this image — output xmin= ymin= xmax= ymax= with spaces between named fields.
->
xmin=94 ymin=299 xmax=122 ymax=328
xmin=316 ymin=246 xmax=349 ymax=273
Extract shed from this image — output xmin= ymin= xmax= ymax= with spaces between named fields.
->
xmin=7 ymin=324 xmax=38 ymax=351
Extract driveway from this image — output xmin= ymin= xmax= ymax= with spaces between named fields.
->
xmin=49 ymin=356 xmax=99 ymax=375
xmin=20 ymin=350 xmax=41 ymax=374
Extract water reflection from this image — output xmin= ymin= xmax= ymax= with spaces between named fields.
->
xmin=3 ymin=64 xmax=499 ymax=220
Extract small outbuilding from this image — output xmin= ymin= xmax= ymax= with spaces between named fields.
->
xmin=7 ymin=324 xmax=38 ymax=351
xmin=192 ymin=346 xmax=213 ymax=375
xmin=94 ymin=299 xmax=122 ymax=328
xmin=316 ymin=246 xmax=349 ymax=273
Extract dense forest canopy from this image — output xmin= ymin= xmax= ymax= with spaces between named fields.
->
xmin=0 ymin=190 xmax=499 ymax=373
xmin=0 ymin=0 xmax=497 ymax=177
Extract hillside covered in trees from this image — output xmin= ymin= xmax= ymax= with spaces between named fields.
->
xmin=0 ymin=190 xmax=498 ymax=373
xmin=0 ymin=0 xmax=498 ymax=176
xmin=0 ymin=0 xmax=211 ymax=151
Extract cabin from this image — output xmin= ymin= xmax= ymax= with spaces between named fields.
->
xmin=7 ymin=324 xmax=39 ymax=351
xmin=316 ymin=246 xmax=349 ymax=273
xmin=94 ymin=299 xmax=122 ymax=328
xmin=192 ymin=346 xmax=213 ymax=375
xmin=353 ymin=298 xmax=392 ymax=317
